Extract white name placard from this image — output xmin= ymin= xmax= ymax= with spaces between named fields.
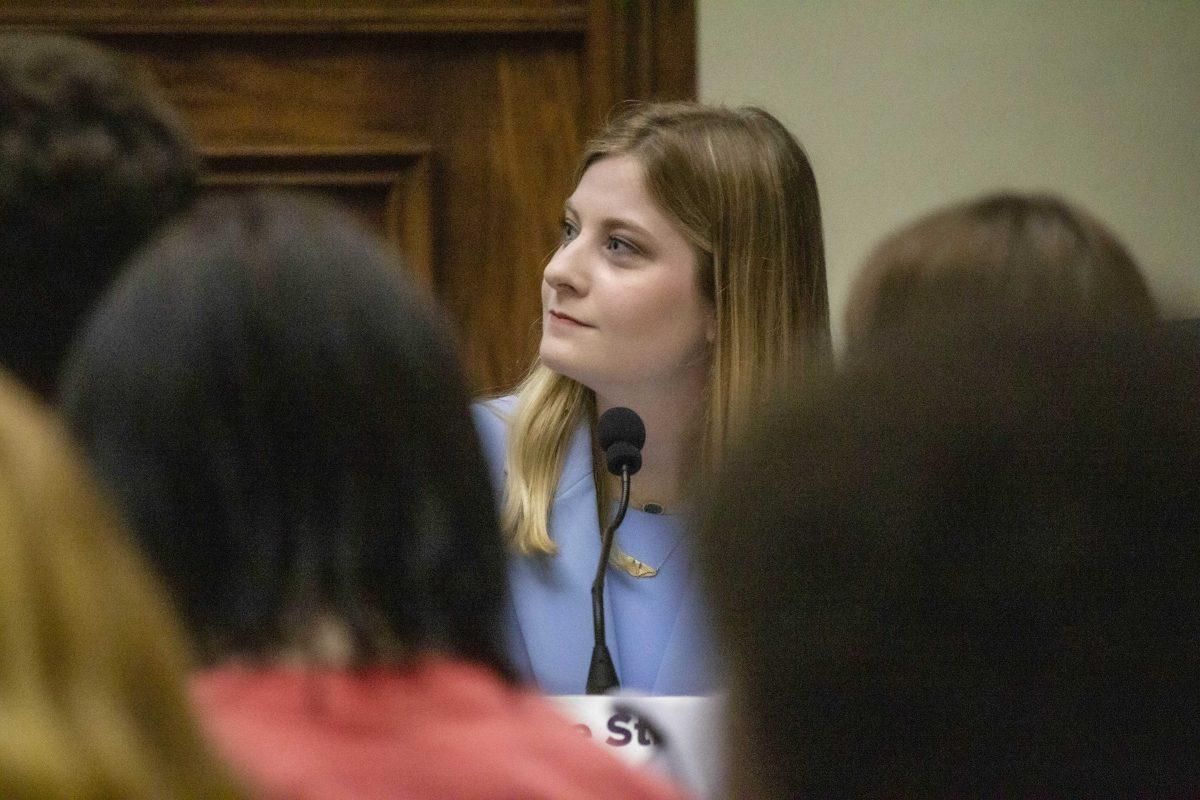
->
xmin=551 ymin=693 xmax=726 ymax=799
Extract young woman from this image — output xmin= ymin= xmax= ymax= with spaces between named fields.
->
xmin=474 ymin=102 xmax=830 ymax=695
xmin=61 ymin=191 xmax=688 ymax=800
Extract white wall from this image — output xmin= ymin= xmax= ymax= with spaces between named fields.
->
xmin=699 ymin=1 xmax=1200 ymax=339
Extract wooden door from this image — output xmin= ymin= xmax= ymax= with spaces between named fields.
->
xmin=1 ymin=1 xmax=695 ymax=391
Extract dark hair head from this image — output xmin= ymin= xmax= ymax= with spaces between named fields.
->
xmin=60 ymin=191 xmax=509 ymax=674
xmin=846 ymin=192 xmax=1157 ymax=350
xmin=0 ymin=34 xmax=197 ymax=397
xmin=701 ymin=319 xmax=1200 ymax=796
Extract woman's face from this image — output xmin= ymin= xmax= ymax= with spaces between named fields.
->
xmin=539 ymin=154 xmax=714 ymax=399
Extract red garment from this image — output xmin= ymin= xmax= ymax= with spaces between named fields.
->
xmin=191 ymin=658 xmax=690 ymax=800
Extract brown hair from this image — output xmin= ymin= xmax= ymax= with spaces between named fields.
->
xmin=846 ymin=192 xmax=1157 ymax=348
xmin=701 ymin=320 xmax=1200 ymax=796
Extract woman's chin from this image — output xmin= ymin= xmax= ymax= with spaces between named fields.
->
xmin=538 ymin=352 xmax=591 ymax=389
xmin=538 ymin=343 xmax=573 ymax=376
xmin=542 ymin=360 xmax=581 ymax=384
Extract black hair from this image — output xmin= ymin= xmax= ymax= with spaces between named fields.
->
xmin=61 ymin=191 xmax=510 ymax=676
xmin=701 ymin=318 xmax=1200 ymax=796
xmin=0 ymin=34 xmax=197 ymax=398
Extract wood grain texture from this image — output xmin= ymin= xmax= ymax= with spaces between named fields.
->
xmin=0 ymin=2 xmax=587 ymax=34
xmin=200 ymin=143 xmax=435 ymax=289
xmin=2 ymin=0 xmax=695 ymax=392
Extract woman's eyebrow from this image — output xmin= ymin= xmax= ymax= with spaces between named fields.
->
xmin=563 ymin=200 xmax=656 ymax=242
xmin=602 ymin=217 xmax=654 ymax=241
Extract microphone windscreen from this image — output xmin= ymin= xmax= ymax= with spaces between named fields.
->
xmin=597 ymin=407 xmax=646 ymax=450
xmin=604 ymin=440 xmax=642 ymax=476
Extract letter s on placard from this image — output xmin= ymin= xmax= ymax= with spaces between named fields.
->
xmin=605 ymin=712 xmax=633 ymax=746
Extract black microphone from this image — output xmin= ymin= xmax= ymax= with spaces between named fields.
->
xmin=586 ymin=406 xmax=645 ymax=694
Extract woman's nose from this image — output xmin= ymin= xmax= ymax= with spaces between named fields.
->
xmin=543 ymin=239 xmax=588 ymax=295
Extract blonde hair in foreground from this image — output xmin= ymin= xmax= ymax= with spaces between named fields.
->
xmin=501 ymin=102 xmax=830 ymax=569
xmin=0 ymin=372 xmax=243 ymax=799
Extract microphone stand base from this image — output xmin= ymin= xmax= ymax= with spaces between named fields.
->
xmin=585 ymin=644 xmax=620 ymax=695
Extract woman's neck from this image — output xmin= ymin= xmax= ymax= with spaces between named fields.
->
xmin=595 ymin=378 xmax=705 ymax=511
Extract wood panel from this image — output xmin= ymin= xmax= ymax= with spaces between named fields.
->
xmin=201 ymin=143 xmax=435 ymax=289
xmin=0 ymin=1 xmax=695 ymax=392
xmin=0 ymin=1 xmax=588 ymax=33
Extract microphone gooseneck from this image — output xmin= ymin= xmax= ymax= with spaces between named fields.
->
xmin=586 ymin=406 xmax=645 ymax=695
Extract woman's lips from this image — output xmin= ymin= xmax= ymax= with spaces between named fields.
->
xmin=549 ymin=310 xmax=591 ymax=327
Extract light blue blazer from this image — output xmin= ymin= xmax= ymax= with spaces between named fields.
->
xmin=472 ymin=396 xmax=718 ymax=696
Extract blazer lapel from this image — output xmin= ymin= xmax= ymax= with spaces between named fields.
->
xmin=650 ymin=555 xmax=719 ymax=695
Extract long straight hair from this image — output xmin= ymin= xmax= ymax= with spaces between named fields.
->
xmin=501 ymin=102 xmax=830 ymax=566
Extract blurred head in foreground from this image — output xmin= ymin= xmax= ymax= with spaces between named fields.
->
xmin=701 ymin=320 xmax=1200 ymax=797
xmin=0 ymin=34 xmax=197 ymax=398
xmin=845 ymin=192 xmax=1157 ymax=351
xmin=61 ymin=190 xmax=508 ymax=673
xmin=0 ymin=371 xmax=241 ymax=798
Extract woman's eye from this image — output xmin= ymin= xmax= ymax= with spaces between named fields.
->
xmin=559 ymin=219 xmax=578 ymax=244
xmin=605 ymin=236 xmax=636 ymax=256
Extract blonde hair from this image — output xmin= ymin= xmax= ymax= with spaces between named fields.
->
xmin=501 ymin=102 xmax=830 ymax=566
xmin=0 ymin=372 xmax=244 ymax=798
